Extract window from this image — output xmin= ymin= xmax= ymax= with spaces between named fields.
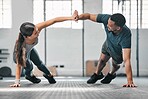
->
xmin=33 ymin=0 xmax=83 ymax=29
xmin=103 ymin=0 xmax=148 ymax=29
xmin=0 ymin=0 xmax=11 ymax=28
xmin=142 ymin=0 xmax=148 ymax=28
xmin=33 ymin=0 xmax=44 ymax=25
xmin=102 ymin=0 xmax=112 ymax=14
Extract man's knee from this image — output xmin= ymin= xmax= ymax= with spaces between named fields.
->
xmin=98 ymin=59 xmax=107 ymax=67
xmin=112 ymin=61 xmax=120 ymax=69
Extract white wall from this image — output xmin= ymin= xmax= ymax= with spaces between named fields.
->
xmin=0 ymin=0 xmax=33 ymax=75
xmin=45 ymin=28 xmax=82 ymax=76
xmin=131 ymin=29 xmax=148 ymax=76
xmin=0 ymin=0 xmax=148 ymax=76
xmin=42 ymin=0 xmax=104 ymax=76
xmin=35 ymin=0 xmax=103 ymax=76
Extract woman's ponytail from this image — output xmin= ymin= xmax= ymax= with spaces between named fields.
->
xmin=14 ymin=22 xmax=35 ymax=67
xmin=15 ymin=33 xmax=26 ymax=67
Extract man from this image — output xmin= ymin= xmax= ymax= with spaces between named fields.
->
xmin=75 ymin=11 xmax=136 ymax=87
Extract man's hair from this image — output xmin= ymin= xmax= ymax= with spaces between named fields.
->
xmin=110 ymin=13 xmax=126 ymax=27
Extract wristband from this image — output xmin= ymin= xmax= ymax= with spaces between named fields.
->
xmin=15 ymin=79 xmax=20 ymax=84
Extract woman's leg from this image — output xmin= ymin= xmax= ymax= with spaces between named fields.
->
xmin=30 ymin=48 xmax=56 ymax=84
xmin=30 ymin=48 xmax=51 ymax=75
xmin=24 ymin=59 xmax=33 ymax=77
xmin=24 ymin=59 xmax=41 ymax=84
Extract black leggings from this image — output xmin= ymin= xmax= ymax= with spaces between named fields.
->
xmin=24 ymin=48 xmax=51 ymax=76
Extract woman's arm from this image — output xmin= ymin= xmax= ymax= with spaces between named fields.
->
xmin=10 ymin=64 xmax=22 ymax=87
xmin=36 ymin=10 xmax=78 ymax=31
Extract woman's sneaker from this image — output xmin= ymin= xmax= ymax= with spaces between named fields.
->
xmin=101 ymin=73 xmax=116 ymax=84
xmin=43 ymin=74 xmax=56 ymax=84
xmin=25 ymin=75 xmax=41 ymax=83
xmin=87 ymin=72 xmax=104 ymax=84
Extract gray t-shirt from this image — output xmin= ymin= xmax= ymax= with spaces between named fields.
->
xmin=13 ymin=38 xmax=38 ymax=63
xmin=96 ymin=14 xmax=131 ymax=64
xmin=26 ymin=38 xmax=38 ymax=58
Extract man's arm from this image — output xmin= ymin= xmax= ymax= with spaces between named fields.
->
xmin=77 ymin=13 xmax=97 ymax=22
xmin=122 ymin=48 xmax=136 ymax=87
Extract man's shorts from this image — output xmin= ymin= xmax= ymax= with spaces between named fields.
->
xmin=101 ymin=41 xmax=123 ymax=64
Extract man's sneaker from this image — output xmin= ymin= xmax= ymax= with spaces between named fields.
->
xmin=25 ymin=75 xmax=41 ymax=84
xmin=101 ymin=73 xmax=116 ymax=84
xmin=0 ymin=76 xmax=3 ymax=80
xmin=87 ymin=72 xmax=104 ymax=84
xmin=43 ymin=74 xmax=56 ymax=84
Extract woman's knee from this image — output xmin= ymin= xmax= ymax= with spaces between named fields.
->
xmin=36 ymin=62 xmax=45 ymax=69
xmin=25 ymin=60 xmax=33 ymax=70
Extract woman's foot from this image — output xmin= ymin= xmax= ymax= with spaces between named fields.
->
xmin=43 ymin=74 xmax=56 ymax=84
xmin=25 ymin=75 xmax=41 ymax=83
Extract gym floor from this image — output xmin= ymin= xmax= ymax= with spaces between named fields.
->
xmin=0 ymin=76 xmax=148 ymax=99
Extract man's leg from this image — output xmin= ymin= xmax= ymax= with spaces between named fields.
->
xmin=95 ymin=54 xmax=111 ymax=75
xmin=87 ymin=53 xmax=110 ymax=84
xmin=110 ymin=60 xmax=120 ymax=75
xmin=101 ymin=60 xmax=120 ymax=84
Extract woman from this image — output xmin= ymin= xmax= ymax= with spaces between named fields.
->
xmin=10 ymin=10 xmax=78 ymax=87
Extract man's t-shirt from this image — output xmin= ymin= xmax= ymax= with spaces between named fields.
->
xmin=96 ymin=14 xmax=131 ymax=64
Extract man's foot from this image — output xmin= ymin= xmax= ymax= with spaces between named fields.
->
xmin=0 ymin=76 xmax=3 ymax=80
xmin=87 ymin=72 xmax=104 ymax=84
xmin=25 ymin=75 xmax=41 ymax=84
xmin=43 ymin=74 xmax=56 ymax=84
xmin=101 ymin=73 xmax=116 ymax=84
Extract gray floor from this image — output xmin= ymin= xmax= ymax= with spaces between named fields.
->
xmin=0 ymin=76 xmax=148 ymax=99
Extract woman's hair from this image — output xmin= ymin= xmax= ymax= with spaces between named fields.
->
xmin=110 ymin=13 xmax=126 ymax=27
xmin=14 ymin=22 xmax=35 ymax=66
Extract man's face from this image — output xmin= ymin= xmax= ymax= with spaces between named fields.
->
xmin=107 ymin=18 xmax=120 ymax=33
